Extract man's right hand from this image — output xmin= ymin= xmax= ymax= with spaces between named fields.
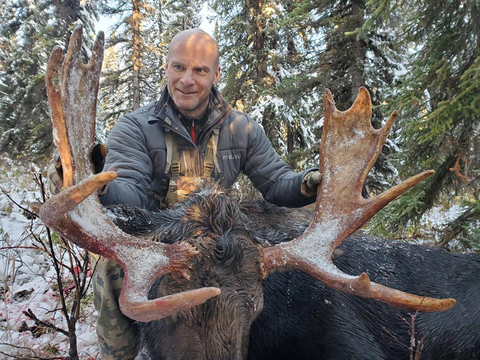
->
xmin=47 ymin=144 xmax=108 ymax=195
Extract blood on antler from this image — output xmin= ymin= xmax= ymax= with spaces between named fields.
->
xmin=37 ymin=25 xmax=221 ymax=322
xmin=262 ymin=88 xmax=456 ymax=312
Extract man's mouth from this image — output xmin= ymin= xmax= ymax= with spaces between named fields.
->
xmin=177 ymin=89 xmax=197 ymax=95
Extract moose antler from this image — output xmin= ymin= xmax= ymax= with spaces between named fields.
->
xmin=38 ymin=25 xmax=220 ymax=322
xmin=262 ymin=88 xmax=456 ymax=312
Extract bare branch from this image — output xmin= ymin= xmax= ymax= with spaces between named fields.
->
xmin=22 ymin=309 xmax=69 ymax=336
xmin=0 ymin=187 xmax=38 ymax=219
xmin=0 ymin=343 xmax=66 ymax=360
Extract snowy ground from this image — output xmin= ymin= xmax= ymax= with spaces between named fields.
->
xmin=0 ymin=156 xmax=99 ymax=359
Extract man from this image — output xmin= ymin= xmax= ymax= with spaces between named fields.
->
xmin=49 ymin=28 xmax=321 ymax=360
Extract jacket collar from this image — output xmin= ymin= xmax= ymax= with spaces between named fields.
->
xmin=147 ymin=86 xmax=231 ymax=131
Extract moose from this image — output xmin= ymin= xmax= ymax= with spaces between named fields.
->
xmin=34 ymin=26 xmax=479 ymax=359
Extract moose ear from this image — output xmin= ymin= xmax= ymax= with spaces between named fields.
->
xmin=261 ymin=87 xmax=455 ymax=313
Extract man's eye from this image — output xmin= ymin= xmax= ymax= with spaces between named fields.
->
xmin=174 ymin=65 xmax=183 ymax=70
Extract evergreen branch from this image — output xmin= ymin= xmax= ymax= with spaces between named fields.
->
xmin=438 ymin=204 xmax=480 ymax=249
xmin=426 ymin=79 xmax=480 ymax=124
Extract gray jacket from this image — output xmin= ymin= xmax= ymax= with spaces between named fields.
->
xmin=100 ymin=87 xmax=315 ymax=210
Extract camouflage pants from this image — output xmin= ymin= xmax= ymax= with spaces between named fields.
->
xmin=92 ymin=255 xmax=140 ymax=360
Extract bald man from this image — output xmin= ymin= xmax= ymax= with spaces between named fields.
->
xmin=166 ymin=30 xmax=220 ymax=119
xmin=92 ymin=29 xmax=321 ymax=359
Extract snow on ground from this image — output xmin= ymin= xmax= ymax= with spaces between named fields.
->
xmin=0 ymin=155 xmax=99 ymax=359
xmin=413 ymin=203 xmax=474 ymax=252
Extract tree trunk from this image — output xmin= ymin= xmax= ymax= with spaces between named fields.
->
xmin=287 ymin=126 xmax=294 ymax=155
xmin=350 ymin=0 xmax=366 ymax=103
xmin=68 ymin=317 xmax=79 ymax=360
xmin=131 ymin=0 xmax=142 ymax=110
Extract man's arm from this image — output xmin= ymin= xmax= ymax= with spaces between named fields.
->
xmin=99 ymin=114 xmax=157 ymax=209
xmin=242 ymin=119 xmax=317 ymax=208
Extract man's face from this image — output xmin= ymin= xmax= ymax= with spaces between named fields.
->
xmin=166 ymin=34 xmax=220 ymax=119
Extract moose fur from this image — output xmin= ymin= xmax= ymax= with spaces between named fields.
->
xmin=108 ymin=185 xmax=480 ymax=360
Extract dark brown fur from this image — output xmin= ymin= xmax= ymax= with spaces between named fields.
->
xmin=109 ymin=185 xmax=307 ymax=359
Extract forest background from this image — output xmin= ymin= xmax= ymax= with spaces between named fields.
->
xmin=2 ymin=0 xmax=479 ymax=247
xmin=0 ymin=0 xmax=478 ymax=357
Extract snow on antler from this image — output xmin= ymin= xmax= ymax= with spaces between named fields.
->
xmin=262 ymin=88 xmax=456 ymax=312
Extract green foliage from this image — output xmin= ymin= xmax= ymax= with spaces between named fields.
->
xmin=439 ymin=197 xmax=480 ymax=251
xmin=0 ymin=0 xmax=98 ymax=159
xmin=369 ymin=184 xmax=430 ymax=238
xmin=50 ymin=231 xmax=62 ymax=246
xmin=212 ymin=0 xmax=325 ymax=161
xmin=363 ymin=0 xmax=480 ymax=240
xmin=97 ymin=0 xmax=201 ymax=134
xmin=277 ymin=0 xmax=399 ymax=189
xmin=43 ymin=343 xmax=60 ymax=355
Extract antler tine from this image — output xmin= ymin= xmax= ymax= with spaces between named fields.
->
xmin=39 ymin=172 xmax=221 ymax=322
xmin=39 ymin=25 xmax=221 ymax=322
xmin=46 ymin=45 xmax=74 ymax=186
xmin=262 ymin=87 xmax=456 ymax=312
xmin=61 ymin=25 xmax=103 ymax=186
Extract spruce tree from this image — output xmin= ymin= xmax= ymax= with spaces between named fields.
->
xmin=0 ymin=0 xmax=97 ymax=159
xmin=213 ymin=0 xmax=398 ymax=179
xmin=365 ymin=0 xmax=480 ymax=248
xmin=98 ymin=0 xmax=201 ymax=131
xmin=98 ymin=0 xmax=157 ymax=127
xmin=212 ymin=0 xmax=315 ymax=169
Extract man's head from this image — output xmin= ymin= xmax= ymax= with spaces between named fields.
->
xmin=166 ymin=29 xmax=220 ymax=119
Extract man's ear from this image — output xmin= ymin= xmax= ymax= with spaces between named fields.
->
xmin=213 ymin=66 xmax=221 ymax=85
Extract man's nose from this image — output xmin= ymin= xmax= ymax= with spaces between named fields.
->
xmin=180 ymin=70 xmax=195 ymax=86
